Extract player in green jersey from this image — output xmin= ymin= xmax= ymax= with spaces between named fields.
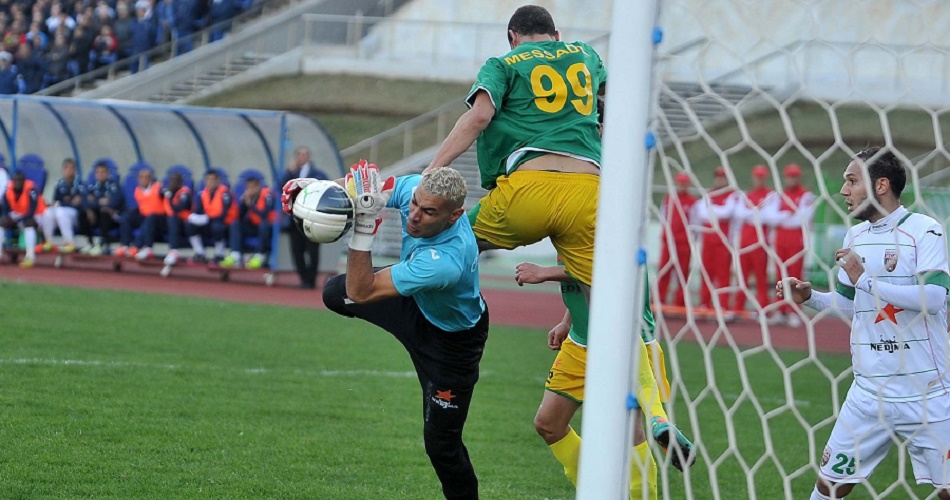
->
xmin=427 ymin=5 xmax=604 ymax=291
xmin=515 ymin=259 xmax=696 ymax=498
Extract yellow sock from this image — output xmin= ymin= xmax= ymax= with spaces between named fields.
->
xmin=636 ymin=338 xmax=667 ymax=423
xmin=630 ymin=441 xmax=658 ymax=500
xmin=549 ymin=427 xmax=582 ymax=486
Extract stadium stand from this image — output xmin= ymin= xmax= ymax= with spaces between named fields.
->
xmin=0 ymin=0 xmax=262 ymax=96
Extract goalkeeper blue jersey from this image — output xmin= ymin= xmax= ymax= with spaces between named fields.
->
xmin=388 ymin=175 xmax=486 ymax=332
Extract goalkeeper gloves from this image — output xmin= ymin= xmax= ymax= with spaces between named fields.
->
xmin=280 ymin=178 xmax=317 ymax=216
xmin=346 ymin=159 xmax=395 ymax=252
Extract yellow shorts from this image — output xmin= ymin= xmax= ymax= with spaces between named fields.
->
xmin=545 ymin=338 xmax=671 ymax=404
xmin=472 ymin=170 xmax=598 ymax=286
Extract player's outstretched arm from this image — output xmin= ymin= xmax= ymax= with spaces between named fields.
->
xmin=777 ymin=277 xmax=855 ymax=317
xmin=776 ymin=277 xmax=813 ymax=304
xmin=515 ymin=262 xmax=571 ymax=285
xmin=426 ymin=91 xmax=494 ymax=172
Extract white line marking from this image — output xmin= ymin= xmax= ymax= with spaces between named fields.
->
xmin=1 ymin=358 xmax=418 ymax=379
xmin=721 ymin=392 xmax=812 ymax=407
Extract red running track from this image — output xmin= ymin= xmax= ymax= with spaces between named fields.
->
xmin=0 ymin=259 xmax=852 ymax=354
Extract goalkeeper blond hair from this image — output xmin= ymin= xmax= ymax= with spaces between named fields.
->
xmin=421 ymin=167 xmax=467 ymax=209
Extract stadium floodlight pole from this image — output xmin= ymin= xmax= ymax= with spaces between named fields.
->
xmin=577 ymin=0 xmax=659 ymax=498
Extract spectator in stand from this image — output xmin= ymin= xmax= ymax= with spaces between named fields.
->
xmin=186 ymin=169 xmax=235 ymax=263
xmin=91 ymin=24 xmax=119 ymax=69
xmin=207 ymin=0 xmax=237 ymax=42
xmin=0 ymin=51 xmax=19 ymax=93
xmin=77 ymin=5 xmax=98 ymax=30
xmin=25 ymin=21 xmax=49 ymax=51
xmin=116 ymin=167 xmax=163 ymax=260
xmin=68 ymin=23 xmax=93 ymax=75
xmin=129 ymin=0 xmax=157 ymax=73
xmin=16 ymin=43 xmax=45 ymax=93
xmin=281 ymin=146 xmax=327 ymax=289
xmin=0 ymin=170 xmax=47 ymax=267
xmin=172 ymin=0 xmax=200 ymax=54
xmin=162 ymin=171 xmax=191 ymax=266
xmin=761 ymin=164 xmax=815 ymax=327
xmin=44 ymin=33 xmax=70 ymax=86
xmin=154 ymin=0 xmax=174 ymax=45
xmin=39 ymin=158 xmax=84 ymax=253
xmin=46 ymin=4 xmax=77 ymax=33
xmin=223 ymin=176 xmax=273 ymax=269
xmin=113 ymin=1 xmax=134 ymax=59
xmin=694 ymin=166 xmax=739 ymax=313
xmin=732 ymin=165 xmax=776 ymax=315
xmin=95 ymin=0 xmax=115 ymax=25
xmin=656 ymin=172 xmax=697 ymax=307
xmin=82 ymin=161 xmax=123 ymax=256
xmin=1 ymin=21 xmax=22 ymax=55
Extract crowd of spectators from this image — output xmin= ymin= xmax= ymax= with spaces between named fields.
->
xmin=0 ymin=0 xmax=252 ymax=94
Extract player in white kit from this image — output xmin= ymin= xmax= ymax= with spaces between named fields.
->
xmin=778 ymin=147 xmax=950 ymax=499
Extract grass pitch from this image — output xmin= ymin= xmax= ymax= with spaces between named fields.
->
xmin=0 ymin=282 xmax=938 ymax=498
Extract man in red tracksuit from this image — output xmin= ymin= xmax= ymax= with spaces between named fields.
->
xmin=762 ymin=164 xmax=814 ymax=327
xmin=732 ymin=165 xmax=775 ymax=313
xmin=695 ymin=167 xmax=738 ymax=312
xmin=657 ymin=172 xmax=697 ymax=307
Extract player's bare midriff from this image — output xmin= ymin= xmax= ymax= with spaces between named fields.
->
xmin=516 ymin=153 xmax=601 ymax=175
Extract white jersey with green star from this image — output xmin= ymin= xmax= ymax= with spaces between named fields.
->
xmin=836 ymin=208 xmax=950 ymax=402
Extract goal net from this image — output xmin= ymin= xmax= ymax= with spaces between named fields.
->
xmin=641 ymin=0 xmax=950 ymax=498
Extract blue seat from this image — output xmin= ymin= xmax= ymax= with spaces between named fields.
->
xmin=16 ymin=154 xmax=47 ymax=193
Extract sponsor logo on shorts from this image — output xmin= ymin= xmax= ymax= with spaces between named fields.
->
xmin=884 ymin=249 xmax=898 ymax=272
xmin=821 ymin=447 xmax=831 ymax=467
xmin=869 ymin=336 xmax=911 ymax=353
xmin=431 ymin=389 xmax=458 ymax=410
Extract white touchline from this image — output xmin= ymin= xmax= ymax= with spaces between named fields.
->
xmin=1 ymin=358 xmax=492 ymax=380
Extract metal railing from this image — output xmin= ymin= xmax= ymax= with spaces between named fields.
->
xmin=339 ymin=99 xmax=466 ymax=166
xmin=301 ymin=13 xmax=611 ymax=66
xmin=38 ymin=0 xmax=296 ymax=97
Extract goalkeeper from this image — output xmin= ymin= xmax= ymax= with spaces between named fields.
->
xmin=426 ymin=5 xmax=604 ymax=291
xmin=515 ymin=259 xmax=696 ymax=498
xmin=283 ymin=164 xmax=488 ymax=500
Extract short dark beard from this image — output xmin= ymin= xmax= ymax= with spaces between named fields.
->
xmin=853 ymin=191 xmax=882 ymax=221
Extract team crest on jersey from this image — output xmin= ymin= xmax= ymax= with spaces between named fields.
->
xmin=821 ymin=448 xmax=831 ymax=467
xmin=883 ymin=249 xmax=898 ymax=272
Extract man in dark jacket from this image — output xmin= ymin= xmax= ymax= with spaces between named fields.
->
xmin=0 ymin=50 xmax=21 ymax=94
xmin=129 ymin=0 xmax=157 ymax=73
xmin=82 ymin=161 xmax=123 ymax=255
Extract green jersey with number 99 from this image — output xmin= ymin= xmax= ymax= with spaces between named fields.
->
xmin=466 ymin=40 xmax=607 ymax=190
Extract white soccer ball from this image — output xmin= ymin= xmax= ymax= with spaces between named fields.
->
xmin=291 ymin=180 xmax=355 ymax=243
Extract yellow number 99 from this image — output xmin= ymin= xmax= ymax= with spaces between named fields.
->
xmin=566 ymin=62 xmax=593 ymax=115
xmin=529 ymin=63 xmax=594 ymax=115
xmin=530 ymin=65 xmax=568 ymax=113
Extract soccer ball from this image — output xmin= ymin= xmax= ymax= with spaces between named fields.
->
xmin=291 ymin=180 xmax=355 ymax=243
